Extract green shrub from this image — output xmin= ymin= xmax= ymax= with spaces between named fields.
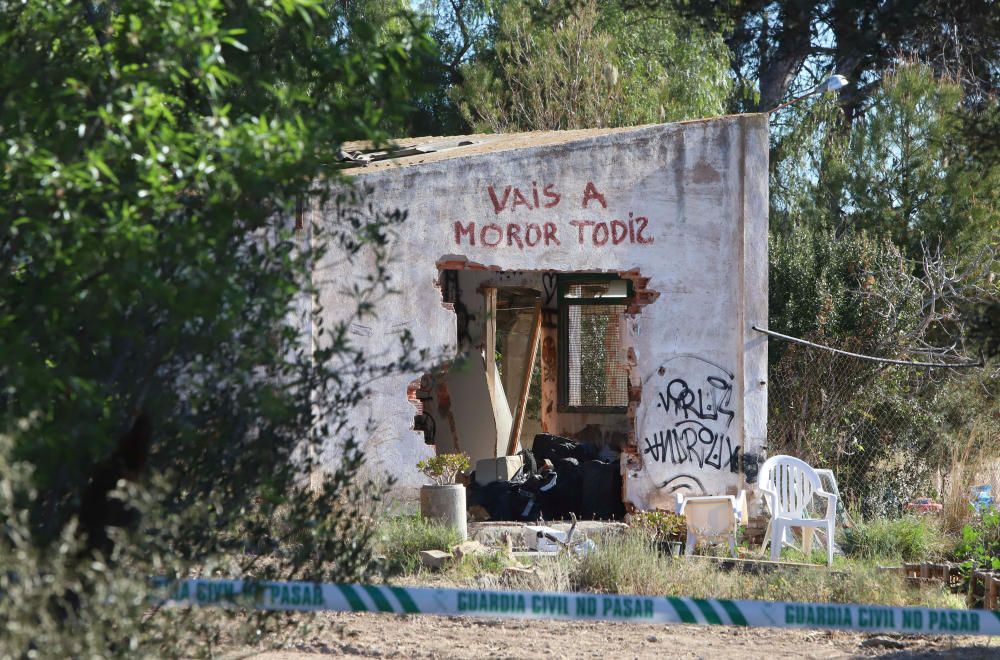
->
xmin=629 ymin=510 xmax=686 ymax=542
xmin=840 ymin=515 xmax=948 ymax=561
xmin=377 ymin=516 xmax=464 ymax=574
xmin=953 ymin=505 xmax=1000 ymax=570
xmin=416 ymin=453 xmax=471 ymax=486
xmin=0 ymin=0 xmax=435 ymax=655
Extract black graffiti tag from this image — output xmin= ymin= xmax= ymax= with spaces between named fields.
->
xmin=658 ymin=376 xmax=735 ymax=428
xmin=643 ymin=362 xmax=738 ymax=473
xmin=642 ymin=424 xmax=740 ymax=472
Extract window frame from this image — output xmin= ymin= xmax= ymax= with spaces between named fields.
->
xmin=556 ymin=274 xmax=633 ymax=414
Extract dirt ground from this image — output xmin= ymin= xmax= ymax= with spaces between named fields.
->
xmin=229 ymin=611 xmax=1000 ymax=659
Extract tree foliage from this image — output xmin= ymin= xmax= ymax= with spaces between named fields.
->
xmin=670 ymin=0 xmax=1000 ymax=113
xmin=409 ymin=0 xmax=496 ymax=134
xmin=773 ymin=64 xmax=1000 ymax=258
xmin=771 ymin=64 xmax=999 ymax=366
xmin=769 ymin=227 xmax=924 ymax=515
xmin=453 ymin=0 xmax=731 ymax=132
xmin=1 ymin=0 xmax=433 ymax=653
xmin=767 ymin=64 xmax=999 ymax=516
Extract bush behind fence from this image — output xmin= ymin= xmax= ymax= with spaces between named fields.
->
xmin=767 ymin=339 xmax=998 ymax=521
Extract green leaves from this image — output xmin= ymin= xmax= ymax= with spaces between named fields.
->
xmin=773 ymin=63 xmax=998 ymax=258
xmin=452 ymin=0 xmax=730 ymax=132
xmin=956 ymin=506 xmax=1000 ymax=573
xmin=767 ymin=63 xmax=998 ymax=518
xmin=1 ymin=0 xmax=432 ymax=483
xmin=0 ymin=0 xmax=435 ymax=651
xmin=417 ymin=453 xmax=471 ymax=485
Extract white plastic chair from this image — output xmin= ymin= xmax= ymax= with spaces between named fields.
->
xmin=758 ymin=455 xmax=837 ymax=566
xmin=675 ymin=491 xmax=748 ymax=556
xmin=813 ymin=468 xmax=847 ymax=551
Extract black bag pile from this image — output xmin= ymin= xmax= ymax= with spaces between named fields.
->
xmin=468 ymin=433 xmax=625 ymax=521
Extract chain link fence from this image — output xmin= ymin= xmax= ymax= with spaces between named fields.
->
xmin=765 ymin=332 xmax=995 ymax=521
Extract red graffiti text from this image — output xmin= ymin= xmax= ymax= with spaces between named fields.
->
xmin=488 ymin=182 xmax=561 ymax=213
xmin=454 ymin=217 xmax=652 ymax=249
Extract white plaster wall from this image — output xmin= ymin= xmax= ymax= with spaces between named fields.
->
xmin=311 ymin=115 xmax=769 ymax=506
xmin=440 ymin=352 xmax=499 ymax=461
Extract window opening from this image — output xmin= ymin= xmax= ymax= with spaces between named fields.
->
xmin=558 ymin=276 xmax=631 ymax=412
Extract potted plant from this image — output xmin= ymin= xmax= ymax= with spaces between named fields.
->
xmin=629 ymin=510 xmax=687 ymax=557
xmin=417 ymin=453 xmax=471 ymax=539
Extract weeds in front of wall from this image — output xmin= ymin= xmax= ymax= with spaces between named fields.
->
xmin=566 ymin=533 xmax=956 ymax=607
xmin=627 ymin=510 xmax=686 ymax=543
xmin=448 ymin=551 xmax=516 ymax=580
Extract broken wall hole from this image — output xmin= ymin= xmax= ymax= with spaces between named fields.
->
xmin=407 ymin=260 xmax=657 ymax=522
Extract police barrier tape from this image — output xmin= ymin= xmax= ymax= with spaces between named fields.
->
xmin=157 ymin=578 xmax=1000 ymax=637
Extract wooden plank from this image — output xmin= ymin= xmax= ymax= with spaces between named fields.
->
xmin=883 ymin=562 xmax=967 ymax=589
xmin=688 ymin=555 xmax=845 ymax=574
xmin=506 ymin=302 xmax=542 ymax=456
xmin=970 ymin=570 xmax=989 ymax=608
xmin=483 ymin=287 xmax=497 ymax=411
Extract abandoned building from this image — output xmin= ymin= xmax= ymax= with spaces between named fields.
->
xmin=308 ymin=114 xmax=769 ymax=515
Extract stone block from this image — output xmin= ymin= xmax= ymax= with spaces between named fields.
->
xmin=474 ymin=455 xmax=524 ymax=486
xmin=419 ymin=549 xmax=453 ymax=570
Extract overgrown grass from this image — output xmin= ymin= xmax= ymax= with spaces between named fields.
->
xmin=376 ymin=516 xmax=463 ymax=575
xmin=567 ymin=532 xmax=959 ymax=606
xmin=840 ymin=515 xmax=950 ymax=561
xmin=445 ymin=551 xmax=513 ymax=580
xmin=375 ymin=516 xmax=965 ymax=608
xmin=429 ymin=530 xmax=962 ymax=609
xmin=571 ymin=531 xmax=667 ymax=594
xmin=942 ymin=419 xmax=1000 ymax=533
